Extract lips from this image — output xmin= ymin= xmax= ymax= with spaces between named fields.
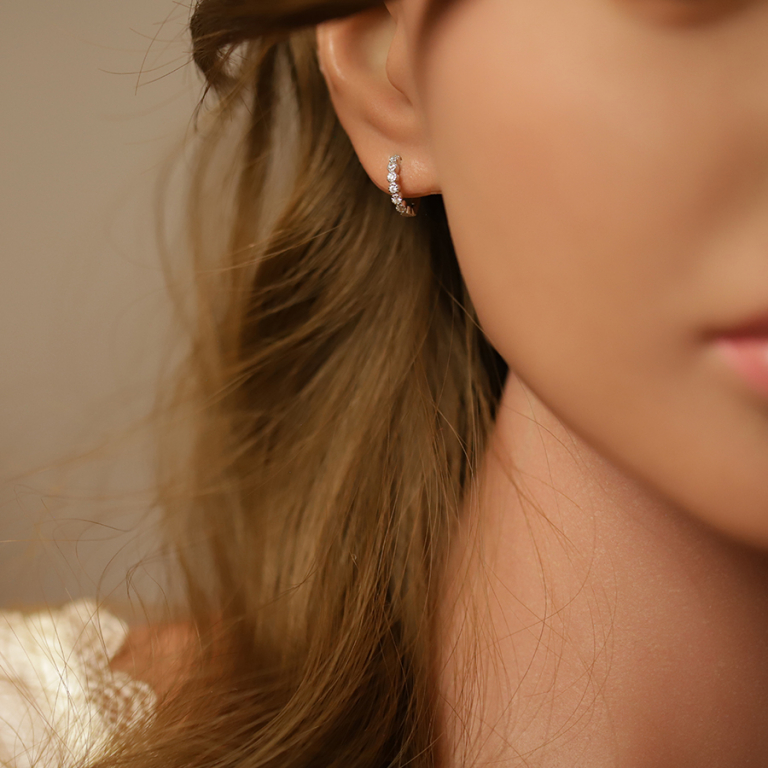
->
xmin=715 ymin=316 xmax=768 ymax=399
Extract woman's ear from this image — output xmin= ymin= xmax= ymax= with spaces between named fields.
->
xmin=316 ymin=5 xmax=440 ymax=198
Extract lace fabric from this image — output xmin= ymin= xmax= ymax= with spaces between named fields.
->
xmin=0 ymin=599 xmax=156 ymax=768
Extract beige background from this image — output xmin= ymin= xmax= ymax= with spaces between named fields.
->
xmin=0 ymin=2 xmax=201 ymax=609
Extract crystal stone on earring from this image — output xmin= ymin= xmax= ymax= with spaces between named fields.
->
xmin=387 ymin=172 xmax=397 ymax=183
xmin=389 ymin=184 xmax=399 ymax=194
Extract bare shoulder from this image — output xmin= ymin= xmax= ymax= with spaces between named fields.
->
xmin=110 ymin=620 xmax=199 ymax=698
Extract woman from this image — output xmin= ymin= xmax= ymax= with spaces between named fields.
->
xmin=2 ymin=0 xmax=768 ymax=766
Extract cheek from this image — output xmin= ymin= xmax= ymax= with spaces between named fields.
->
xmin=417 ymin=0 xmax=768 ymax=543
xmin=420 ymin=1 xmax=739 ymax=359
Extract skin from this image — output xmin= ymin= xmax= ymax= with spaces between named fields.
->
xmin=110 ymin=621 xmax=197 ymax=701
xmin=316 ymin=1 xmax=768 ymax=766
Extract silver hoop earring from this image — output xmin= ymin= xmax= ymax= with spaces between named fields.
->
xmin=388 ymin=155 xmax=419 ymax=217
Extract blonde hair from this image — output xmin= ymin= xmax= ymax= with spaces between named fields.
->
xmin=95 ymin=1 xmax=507 ymax=766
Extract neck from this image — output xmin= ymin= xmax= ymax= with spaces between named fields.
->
xmin=437 ymin=374 xmax=768 ymax=768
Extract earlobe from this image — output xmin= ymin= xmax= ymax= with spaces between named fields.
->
xmin=315 ymin=6 xmax=439 ymax=199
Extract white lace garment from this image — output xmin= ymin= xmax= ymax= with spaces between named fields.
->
xmin=0 ymin=600 xmax=156 ymax=768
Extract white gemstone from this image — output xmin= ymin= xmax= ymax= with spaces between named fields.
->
xmin=389 ymin=184 xmax=399 ymax=194
xmin=387 ymin=172 xmax=397 ymax=182
xmin=392 ymin=194 xmax=402 ymax=204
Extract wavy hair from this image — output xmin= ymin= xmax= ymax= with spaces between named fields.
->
xmin=95 ymin=2 xmax=507 ymax=766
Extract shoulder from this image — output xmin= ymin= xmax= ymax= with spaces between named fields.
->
xmin=109 ymin=617 xmax=198 ymax=700
xmin=0 ymin=599 xmax=157 ymax=768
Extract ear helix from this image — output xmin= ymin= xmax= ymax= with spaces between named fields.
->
xmin=387 ymin=155 xmax=420 ymax=217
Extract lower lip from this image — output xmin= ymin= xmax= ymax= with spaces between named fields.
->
xmin=716 ymin=336 xmax=768 ymax=399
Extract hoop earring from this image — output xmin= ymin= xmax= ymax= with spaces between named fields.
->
xmin=388 ymin=155 xmax=419 ymax=217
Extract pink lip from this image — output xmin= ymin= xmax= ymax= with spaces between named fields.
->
xmin=715 ymin=335 xmax=768 ymax=400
